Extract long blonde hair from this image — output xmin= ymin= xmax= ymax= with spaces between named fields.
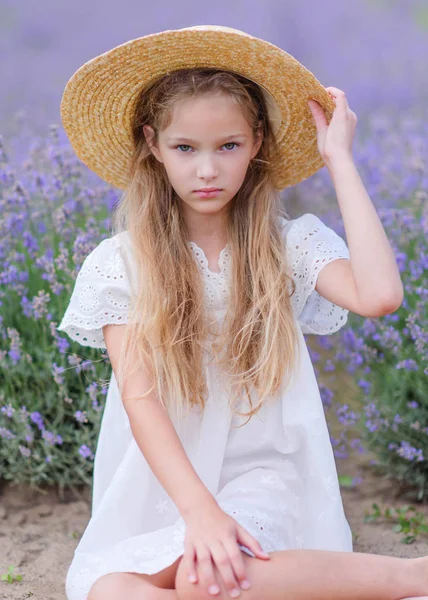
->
xmin=111 ymin=68 xmax=301 ymax=426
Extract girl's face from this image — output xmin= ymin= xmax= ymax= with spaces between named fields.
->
xmin=143 ymin=92 xmax=263 ymax=220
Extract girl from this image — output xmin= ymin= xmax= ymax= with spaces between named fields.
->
xmin=57 ymin=25 xmax=426 ymax=600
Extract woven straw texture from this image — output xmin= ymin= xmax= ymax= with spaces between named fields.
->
xmin=60 ymin=25 xmax=335 ymax=191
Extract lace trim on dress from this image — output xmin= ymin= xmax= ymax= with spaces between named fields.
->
xmin=188 ymin=241 xmax=232 ymax=311
xmin=282 ymin=213 xmax=351 ymax=335
xmin=57 ymin=236 xmax=131 ymax=349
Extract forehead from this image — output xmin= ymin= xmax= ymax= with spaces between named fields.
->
xmin=164 ymin=93 xmax=250 ymax=133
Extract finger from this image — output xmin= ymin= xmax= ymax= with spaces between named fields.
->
xmin=236 ymin=525 xmax=270 ymax=560
xmin=222 ymin=538 xmax=252 ymax=592
xmin=325 ymin=87 xmax=349 ymax=110
xmin=308 ymin=100 xmax=328 ymax=128
xmin=210 ymin=541 xmax=242 ymax=598
xmin=184 ymin=544 xmax=198 ymax=584
xmin=325 ymin=85 xmax=346 ymax=96
xmin=308 ymin=99 xmax=324 ymax=113
xmin=196 ymin=545 xmax=220 ymax=597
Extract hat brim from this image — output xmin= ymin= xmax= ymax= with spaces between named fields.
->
xmin=60 ymin=26 xmax=335 ymax=191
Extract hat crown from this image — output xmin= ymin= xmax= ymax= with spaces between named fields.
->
xmin=181 ymin=25 xmax=252 ymax=38
xmin=175 ymin=26 xmax=282 ymax=136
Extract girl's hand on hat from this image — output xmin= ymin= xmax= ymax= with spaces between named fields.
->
xmin=308 ymin=86 xmax=357 ymax=170
xmin=182 ymin=501 xmax=270 ymax=597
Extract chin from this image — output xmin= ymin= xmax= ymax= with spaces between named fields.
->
xmin=194 ymin=204 xmax=228 ymax=213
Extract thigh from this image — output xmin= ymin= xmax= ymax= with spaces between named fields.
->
xmin=88 ymin=554 xmax=183 ymax=599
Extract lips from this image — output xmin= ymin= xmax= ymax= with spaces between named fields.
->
xmin=195 ymin=188 xmax=221 ymax=192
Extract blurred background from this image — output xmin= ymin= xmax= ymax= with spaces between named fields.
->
xmin=2 ymin=0 xmax=428 ymax=137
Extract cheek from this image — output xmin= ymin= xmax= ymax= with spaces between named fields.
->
xmin=232 ymin=156 xmax=252 ymax=178
xmin=163 ymin=156 xmax=187 ymax=180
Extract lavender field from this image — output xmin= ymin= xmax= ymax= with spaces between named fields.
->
xmin=0 ymin=1 xmax=428 ymax=598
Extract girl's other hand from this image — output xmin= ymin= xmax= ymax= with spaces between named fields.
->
xmin=308 ymin=86 xmax=358 ymax=169
xmin=182 ymin=501 xmax=271 ymax=598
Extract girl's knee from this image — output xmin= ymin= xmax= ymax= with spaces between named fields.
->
xmin=175 ymin=551 xmax=259 ymax=600
xmin=87 ymin=573 xmax=124 ymax=600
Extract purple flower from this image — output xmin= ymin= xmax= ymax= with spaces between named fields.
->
xmin=42 ymin=430 xmax=63 ymax=446
xmin=79 ymin=445 xmax=94 ymax=460
xmin=19 ymin=446 xmax=31 ymax=458
xmin=30 ymin=411 xmax=45 ymax=431
xmin=395 ymin=440 xmax=424 ymax=462
xmin=0 ymin=427 xmax=16 ymax=440
xmin=74 ymin=410 xmax=88 ymax=424
xmin=396 ymin=359 xmax=419 ymax=371
xmin=1 ymin=404 xmax=15 ymax=418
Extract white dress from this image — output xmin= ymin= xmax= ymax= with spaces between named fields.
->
xmin=57 ymin=212 xmax=353 ymax=600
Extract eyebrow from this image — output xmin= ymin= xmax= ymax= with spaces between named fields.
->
xmin=166 ymin=134 xmax=248 ymax=143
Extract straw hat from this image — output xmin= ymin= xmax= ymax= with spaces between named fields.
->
xmin=60 ymin=25 xmax=335 ymax=191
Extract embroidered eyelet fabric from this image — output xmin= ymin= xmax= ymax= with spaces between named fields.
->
xmin=57 ymin=214 xmax=353 ymax=600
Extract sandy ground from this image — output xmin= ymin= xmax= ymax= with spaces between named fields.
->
xmin=1 ymin=453 xmax=428 ymax=600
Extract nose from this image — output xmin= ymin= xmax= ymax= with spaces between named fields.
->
xmin=196 ymin=153 xmax=219 ymax=181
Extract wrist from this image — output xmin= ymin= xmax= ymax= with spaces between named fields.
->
xmin=325 ymin=153 xmax=355 ymax=172
xmin=180 ymin=488 xmax=219 ymax=521
xmin=325 ymin=154 xmax=356 ymax=180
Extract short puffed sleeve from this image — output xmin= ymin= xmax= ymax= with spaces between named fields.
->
xmin=57 ymin=234 xmax=132 ymax=349
xmin=282 ymin=213 xmax=351 ymax=335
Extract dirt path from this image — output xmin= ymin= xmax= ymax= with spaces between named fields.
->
xmin=1 ymin=453 xmax=428 ymax=599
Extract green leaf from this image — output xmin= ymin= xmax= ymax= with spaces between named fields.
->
xmin=338 ymin=475 xmax=354 ymax=488
xmin=364 ymin=515 xmax=377 ymax=523
xmin=402 ymin=535 xmax=416 ymax=544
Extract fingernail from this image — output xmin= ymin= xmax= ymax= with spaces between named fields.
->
xmin=188 ymin=574 xmax=197 ymax=583
xmin=209 ymin=585 xmax=220 ymax=594
xmin=230 ymin=589 xmax=241 ymax=598
xmin=241 ymin=580 xmax=251 ymax=590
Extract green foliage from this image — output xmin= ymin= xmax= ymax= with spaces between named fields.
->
xmin=364 ymin=502 xmax=428 ymax=544
xmin=337 ymin=201 xmax=428 ymax=500
xmin=0 ymin=125 xmax=114 ymax=494
xmin=1 ymin=565 xmax=23 ymax=584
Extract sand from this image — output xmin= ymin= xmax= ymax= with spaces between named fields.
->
xmin=1 ymin=453 xmax=428 ymax=600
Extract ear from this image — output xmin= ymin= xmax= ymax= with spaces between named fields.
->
xmin=143 ymin=125 xmax=163 ymax=163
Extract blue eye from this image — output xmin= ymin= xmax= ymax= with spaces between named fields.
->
xmin=175 ymin=142 xmax=241 ymax=153
xmin=223 ymin=142 xmax=239 ymax=150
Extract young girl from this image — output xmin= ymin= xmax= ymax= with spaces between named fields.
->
xmin=57 ymin=25 xmax=427 ymax=600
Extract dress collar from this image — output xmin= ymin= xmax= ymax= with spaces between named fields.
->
xmin=188 ymin=241 xmax=231 ymax=278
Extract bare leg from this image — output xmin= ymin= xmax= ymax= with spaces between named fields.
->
xmin=88 ymin=555 xmax=183 ymax=599
xmin=87 ymin=572 xmax=180 ymax=599
xmin=261 ymin=550 xmax=426 ymax=600
xmin=175 ymin=548 xmax=428 ymax=600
